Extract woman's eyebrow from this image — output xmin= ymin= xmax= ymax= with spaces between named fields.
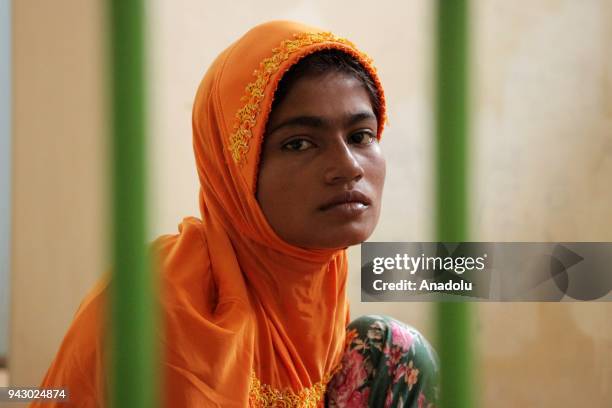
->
xmin=267 ymin=115 xmax=325 ymax=135
xmin=346 ymin=111 xmax=377 ymax=126
xmin=267 ymin=111 xmax=376 ymax=135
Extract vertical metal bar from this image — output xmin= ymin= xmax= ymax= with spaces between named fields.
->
xmin=109 ymin=1 xmax=156 ymax=407
xmin=435 ymin=0 xmax=475 ymax=407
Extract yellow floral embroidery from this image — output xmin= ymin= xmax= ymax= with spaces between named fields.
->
xmin=248 ymin=370 xmax=333 ymax=408
xmin=229 ymin=32 xmax=377 ymax=165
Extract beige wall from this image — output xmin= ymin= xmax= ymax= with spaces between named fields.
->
xmin=9 ymin=0 xmax=611 ymax=406
xmin=9 ymin=0 xmax=107 ymax=393
xmin=473 ymin=1 xmax=612 ymax=405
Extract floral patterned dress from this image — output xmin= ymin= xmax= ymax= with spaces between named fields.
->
xmin=326 ymin=315 xmax=440 ymax=407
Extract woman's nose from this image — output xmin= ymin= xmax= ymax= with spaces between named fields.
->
xmin=323 ymin=140 xmax=364 ymax=185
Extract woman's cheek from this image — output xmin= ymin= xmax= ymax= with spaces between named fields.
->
xmin=366 ymin=152 xmax=386 ymax=188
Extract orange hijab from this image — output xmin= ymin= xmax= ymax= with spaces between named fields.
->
xmin=35 ymin=21 xmax=386 ymax=407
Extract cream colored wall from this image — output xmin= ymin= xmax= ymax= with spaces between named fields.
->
xmin=9 ymin=0 xmax=611 ymax=406
xmin=10 ymin=0 xmax=106 ymax=393
xmin=473 ymin=1 xmax=612 ymax=406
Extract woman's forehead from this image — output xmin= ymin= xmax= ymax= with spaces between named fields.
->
xmin=266 ymin=73 xmax=376 ymax=131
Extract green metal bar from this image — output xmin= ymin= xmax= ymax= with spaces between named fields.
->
xmin=109 ymin=1 xmax=157 ymax=407
xmin=435 ymin=1 xmax=475 ymax=407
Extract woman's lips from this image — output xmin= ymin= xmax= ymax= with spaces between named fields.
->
xmin=319 ymin=190 xmax=372 ymax=215
xmin=323 ymin=202 xmax=369 ymax=218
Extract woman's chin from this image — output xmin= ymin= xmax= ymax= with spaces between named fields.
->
xmin=296 ymin=226 xmax=376 ymax=250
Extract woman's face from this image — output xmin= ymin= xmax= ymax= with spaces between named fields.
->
xmin=257 ymin=71 xmax=386 ymax=249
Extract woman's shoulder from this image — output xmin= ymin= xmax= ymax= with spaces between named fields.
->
xmin=152 ymin=216 xmax=207 ymax=256
xmin=153 ymin=217 xmax=219 ymax=317
xmin=35 ymin=277 xmax=109 ymax=406
xmin=152 ymin=217 xmax=210 ymax=274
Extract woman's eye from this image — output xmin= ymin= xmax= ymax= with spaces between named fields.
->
xmin=283 ymin=138 xmax=314 ymax=151
xmin=349 ymin=131 xmax=376 ymax=145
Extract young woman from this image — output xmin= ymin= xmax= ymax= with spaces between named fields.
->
xmin=35 ymin=21 xmax=439 ymax=407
